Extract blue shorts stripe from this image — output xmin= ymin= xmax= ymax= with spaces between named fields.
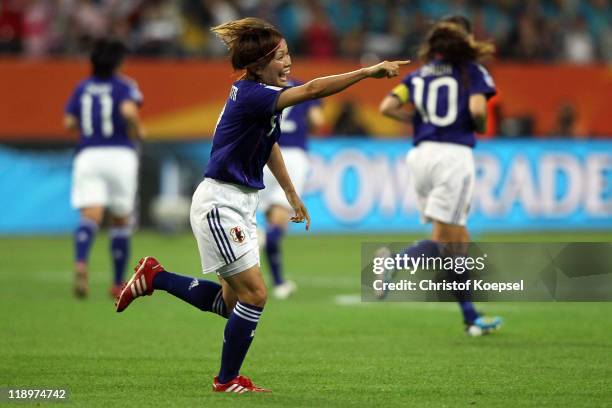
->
xmin=214 ymin=207 xmax=237 ymax=261
xmin=207 ymin=211 xmax=230 ymax=265
xmin=211 ymin=207 xmax=235 ymax=263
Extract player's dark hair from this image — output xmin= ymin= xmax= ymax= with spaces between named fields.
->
xmin=90 ymin=38 xmax=127 ymax=79
xmin=418 ymin=21 xmax=494 ymax=64
xmin=441 ymin=14 xmax=472 ymax=34
xmin=211 ymin=17 xmax=284 ymax=80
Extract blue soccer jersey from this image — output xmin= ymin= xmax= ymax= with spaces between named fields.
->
xmin=205 ymin=80 xmax=288 ymax=190
xmin=392 ymin=61 xmax=496 ymax=147
xmin=65 ymin=75 xmax=143 ymax=151
xmin=278 ymin=79 xmax=320 ymax=150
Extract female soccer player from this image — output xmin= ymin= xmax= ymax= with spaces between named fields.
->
xmin=260 ymin=77 xmax=325 ymax=299
xmin=64 ymin=38 xmax=144 ymax=299
xmin=378 ymin=16 xmax=502 ymax=336
xmin=116 ymin=17 xmax=408 ymax=392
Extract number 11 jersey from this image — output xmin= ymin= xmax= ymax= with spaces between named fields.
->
xmin=65 ymin=76 xmax=143 ymax=152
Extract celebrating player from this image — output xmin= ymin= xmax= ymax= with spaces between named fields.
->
xmin=115 ymin=17 xmax=408 ymax=393
xmin=64 ymin=38 xmax=144 ymax=299
xmin=260 ymin=78 xmax=325 ymax=299
xmin=378 ymin=16 xmax=502 ymax=336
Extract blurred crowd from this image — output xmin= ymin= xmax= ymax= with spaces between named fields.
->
xmin=1 ymin=0 xmax=611 ymax=63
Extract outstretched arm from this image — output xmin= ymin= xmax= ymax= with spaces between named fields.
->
xmin=266 ymin=143 xmax=311 ymax=230
xmin=276 ymin=60 xmax=410 ymax=110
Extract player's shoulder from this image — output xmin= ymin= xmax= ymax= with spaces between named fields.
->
xmin=72 ymin=77 xmax=93 ymax=93
xmin=114 ymin=74 xmax=143 ymax=101
xmin=468 ymin=62 xmax=491 ymax=76
xmin=232 ymin=80 xmax=282 ymax=102
xmin=115 ymin=74 xmax=141 ymax=90
xmin=468 ymin=62 xmax=495 ymax=86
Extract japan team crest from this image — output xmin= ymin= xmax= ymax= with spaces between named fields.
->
xmin=230 ymin=226 xmax=246 ymax=244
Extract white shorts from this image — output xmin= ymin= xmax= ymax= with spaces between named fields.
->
xmin=260 ymin=147 xmax=309 ymax=212
xmin=190 ymin=178 xmax=260 ymax=277
xmin=71 ymin=146 xmax=138 ymax=216
xmin=406 ymin=141 xmax=475 ymax=226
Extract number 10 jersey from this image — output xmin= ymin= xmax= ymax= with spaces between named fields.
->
xmin=391 ymin=60 xmax=496 ymax=147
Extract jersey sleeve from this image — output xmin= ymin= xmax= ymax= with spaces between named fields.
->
xmin=119 ymin=80 xmax=144 ymax=106
xmin=244 ymin=84 xmax=287 ymax=116
xmin=469 ymin=63 xmax=496 ymax=99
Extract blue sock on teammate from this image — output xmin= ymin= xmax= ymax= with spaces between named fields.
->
xmin=153 ymin=271 xmax=228 ymax=318
xmin=75 ymin=218 xmax=98 ymax=263
xmin=459 ymin=301 xmax=479 ymax=324
xmin=265 ymin=225 xmax=284 ymax=286
xmin=401 ymin=240 xmax=479 ymax=324
xmin=109 ymin=226 xmax=130 ymax=285
xmin=401 ymin=239 xmax=440 ymax=259
xmin=218 ymin=302 xmax=263 ymax=383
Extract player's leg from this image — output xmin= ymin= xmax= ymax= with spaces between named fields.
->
xmin=117 ymin=179 xmax=251 ymax=319
xmin=74 ymin=206 xmax=104 ymax=298
xmin=106 ymin=147 xmax=138 ymax=298
xmin=432 ymin=220 xmax=502 ymax=335
xmin=265 ymin=204 xmax=296 ymax=298
xmin=215 ymin=263 xmax=268 ymax=388
xmin=107 ymin=214 xmax=131 ymax=298
xmin=431 ymin=220 xmax=479 ymax=325
xmin=219 ymin=276 xmax=238 ymax=311
xmin=116 ymin=257 xmax=230 ymax=318
xmin=71 ymin=149 xmax=108 ymax=298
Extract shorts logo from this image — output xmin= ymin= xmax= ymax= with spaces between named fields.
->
xmin=230 ymin=227 xmax=246 ymax=244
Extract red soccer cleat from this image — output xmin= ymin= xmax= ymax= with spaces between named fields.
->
xmin=115 ymin=257 xmax=164 ymax=312
xmin=212 ymin=376 xmax=271 ymax=393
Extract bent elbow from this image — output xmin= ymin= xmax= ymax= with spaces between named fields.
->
xmin=379 ymin=103 xmax=391 ymax=116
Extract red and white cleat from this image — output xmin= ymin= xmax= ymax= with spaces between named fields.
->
xmin=115 ymin=257 xmax=164 ymax=313
xmin=212 ymin=376 xmax=271 ymax=393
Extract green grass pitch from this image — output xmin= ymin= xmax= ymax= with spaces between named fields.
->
xmin=1 ymin=232 xmax=611 ymax=407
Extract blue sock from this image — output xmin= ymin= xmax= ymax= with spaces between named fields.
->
xmin=218 ymin=301 xmax=263 ymax=383
xmin=265 ymin=225 xmax=284 ymax=286
xmin=401 ymin=240 xmax=479 ymax=323
xmin=400 ymin=239 xmax=440 ymax=259
xmin=437 ymin=243 xmax=481 ymax=324
xmin=74 ymin=218 xmax=98 ymax=263
xmin=459 ymin=301 xmax=479 ymax=324
xmin=110 ymin=227 xmax=130 ymax=285
xmin=153 ymin=271 xmax=227 ymax=318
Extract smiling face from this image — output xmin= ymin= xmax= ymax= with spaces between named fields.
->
xmin=255 ymin=39 xmax=291 ymax=87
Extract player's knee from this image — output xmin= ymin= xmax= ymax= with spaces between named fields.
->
xmin=81 ymin=211 xmax=103 ymax=226
xmin=242 ymin=286 xmax=267 ymax=307
xmin=109 ymin=214 xmax=130 ymax=227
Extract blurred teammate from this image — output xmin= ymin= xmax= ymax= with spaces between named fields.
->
xmin=379 ymin=16 xmax=502 ymax=336
xmin=115 ymin=17 xmax=408 ymax=392
xmin=64 ymin=39 xmax=144 ymax=299
xmin=260 ymin=78 xmax=325 ymax=299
